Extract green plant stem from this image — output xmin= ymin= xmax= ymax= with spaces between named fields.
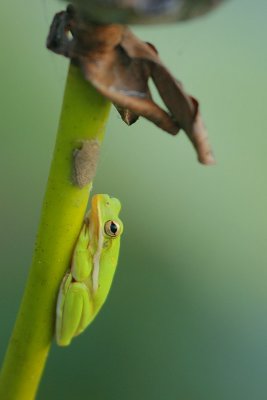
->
xmin=0 ymin=63 xmax=111 ymax=400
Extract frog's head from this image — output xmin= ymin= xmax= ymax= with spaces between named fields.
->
xmin=91 ymin=194 xmax=123 ymax=240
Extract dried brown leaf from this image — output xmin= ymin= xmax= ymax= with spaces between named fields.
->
xmin=47 ymin=5 xmax=215 ymax=165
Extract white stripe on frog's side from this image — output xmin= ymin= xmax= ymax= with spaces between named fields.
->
xmin=92 ymin=201 xmax=104 ymax=293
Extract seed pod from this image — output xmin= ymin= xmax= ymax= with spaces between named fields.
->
xmin=65 ymin=0 xmax=225 ymax=24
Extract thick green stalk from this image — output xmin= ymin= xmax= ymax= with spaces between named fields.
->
xmin=0 ymin=64 xmax=111 ymax=400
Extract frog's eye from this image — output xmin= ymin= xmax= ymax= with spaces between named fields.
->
xmin=104 ymin=220 xmax=121 ymax=238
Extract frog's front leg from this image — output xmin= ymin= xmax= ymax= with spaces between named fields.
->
xmin=56 ymin=272 xmax=94 ymax=346
xmin=72 ymin=222 xmax=92 ymax=282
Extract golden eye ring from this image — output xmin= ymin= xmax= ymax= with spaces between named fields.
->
xmin=104 ymin=220 xmax=121 ymax=237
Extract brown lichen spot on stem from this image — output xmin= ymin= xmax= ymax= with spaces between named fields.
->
xmin=47 ymin=5 xmax=215 ymax=165
xmin=73 ymin=140 xmax=100 ymax=188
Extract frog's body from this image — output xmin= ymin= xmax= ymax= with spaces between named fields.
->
xmin=56 ymin=194 xmax=123 ymax=346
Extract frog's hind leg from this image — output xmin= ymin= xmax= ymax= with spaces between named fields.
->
xmin=56 ymin=280 xmax=93 ymax=346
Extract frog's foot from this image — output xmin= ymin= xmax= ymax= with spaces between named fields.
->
xmin=56 ymin=279 xmax=93 ymax=346
xmin=76 ymin=222 xmax=90 ymax=249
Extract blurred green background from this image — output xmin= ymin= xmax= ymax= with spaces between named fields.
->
xmin=1 ymin=0 xmax=267 ymax=399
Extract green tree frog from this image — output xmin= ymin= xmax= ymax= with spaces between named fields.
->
xmin=56 ymin=194 xmax=123 ymax=346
